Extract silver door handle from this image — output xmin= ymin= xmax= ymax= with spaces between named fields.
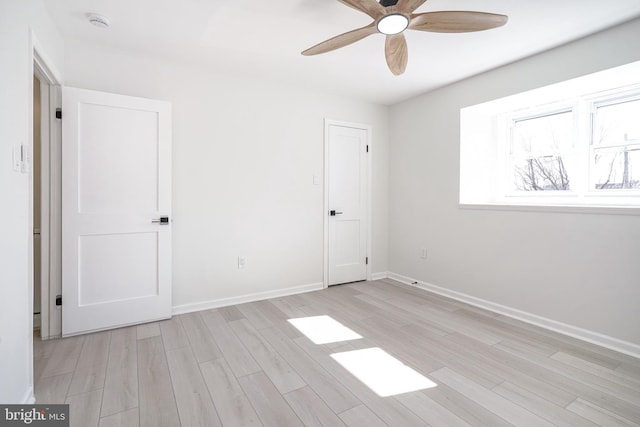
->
xmin=152 ymin=216 xmax=170 ymax=224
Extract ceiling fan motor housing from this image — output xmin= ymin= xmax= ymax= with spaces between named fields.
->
xmin=379 ymin=0 xmax=399 ymax=7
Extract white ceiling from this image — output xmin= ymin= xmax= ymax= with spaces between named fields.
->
xmin=45 ymin=0 xmax=640 ymax=105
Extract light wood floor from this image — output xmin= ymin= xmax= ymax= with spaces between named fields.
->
xmin=34 ymin=279 xmax=640 ymax=426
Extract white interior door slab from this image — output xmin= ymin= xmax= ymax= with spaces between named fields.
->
xmin=62 ymin=87 xmax=172 ymax=336
xmin=327 ymin=123 xmax=368 ymax=286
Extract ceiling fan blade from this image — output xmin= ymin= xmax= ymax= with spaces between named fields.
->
xmin=395 ymin=0 xmax=427 ymax=13
xmin=385 ymin=33 xmax=408 ymax=75
xmin=337 ymin=0 xmax=386 ymax=19
xmin=409 ymin=11 xmax=508 ymax=33
xmin=302 ymin=23 xmax=378 ymax=56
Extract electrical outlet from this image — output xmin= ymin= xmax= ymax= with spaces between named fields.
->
xmin=420 ymin=248 xmax=428 ymax=259
xmin=238 ymin=256 xmax=246 ymax=269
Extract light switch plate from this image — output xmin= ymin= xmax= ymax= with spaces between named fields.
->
xmin=12 ymin=146 xmax=22 ymax=172
xmin=21 ymin=145 xmax=32 ymax=174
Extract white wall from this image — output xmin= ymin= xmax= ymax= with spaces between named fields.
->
xmin=63 ymin=42 xmax=389 ymax=310
xmin=389 ymin=18 xmax=640 ymax=347
xmin=0 ymin=0 xmax=64 ymax=403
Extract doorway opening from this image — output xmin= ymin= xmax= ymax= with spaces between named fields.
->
xmin=32 ymin=42 xmax=63 ymax=340
xmin=33 ymin=74 xmax=42 ymax=332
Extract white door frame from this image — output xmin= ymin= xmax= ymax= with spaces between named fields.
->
xmin=323 ymin=119 xmax=372 ymax=288
xmin=31 ymin=32 xmax=63 ymax=340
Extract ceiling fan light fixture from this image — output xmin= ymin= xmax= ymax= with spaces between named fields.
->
xmin=377 ymin=14 xmax=409 ymax=35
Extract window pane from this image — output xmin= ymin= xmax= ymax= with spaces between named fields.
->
xmin=592 ymin=146 xmax=640 ymax=190
xmin=513 ymin=111 xmax=573 ymax=157
xmin=514 ymin=156 xmax=571 ymax=191
xmin=512 ymin=111 xmax=573 ymax=191
xmin=593 ymin=98 xmax=640 ymax=147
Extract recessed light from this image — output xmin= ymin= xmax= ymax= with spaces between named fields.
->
xmin=87 ymin=14 xmax=110 ymax=29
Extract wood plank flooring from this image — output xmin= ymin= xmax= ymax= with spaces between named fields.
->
xmin=34 ymin=279 xmax=640 ymax=426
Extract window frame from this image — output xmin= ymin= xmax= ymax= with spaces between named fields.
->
xmin=587 ymin=89 xmax=640 ymax=196
xmin=505 ymin=103 xmax=578 ymax=197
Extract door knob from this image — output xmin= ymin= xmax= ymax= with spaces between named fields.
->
xmin=152 ymin=216 xmax=170 ymax=224
xmin=329 ymin=210 xmax=343 ymax=216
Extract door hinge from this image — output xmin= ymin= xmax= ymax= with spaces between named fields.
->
xmin=366 ymin=145 xmax=369 ymax=153
xmin=55 ymin=295 xmax=62 ymax=306
xmin=366 ymin=257 xmax=369 ymax=265
xmin=55 ymin=108 xmax=62 ymax=120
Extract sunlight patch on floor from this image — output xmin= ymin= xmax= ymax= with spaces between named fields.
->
xmin=331 ymin=347 xmax=437 ymax=397
xmin=287 ymin=315 xmax=362 ymax=344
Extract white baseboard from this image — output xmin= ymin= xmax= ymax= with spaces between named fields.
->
xmin=22 ymin=387 xmax=35 ymax=404
xmin=387 ymin=272 xmax=640 ymax=359
xmin=172 ymin=282 xmax=324 ymax=316
xmin=370 ymin=272 xmax=389 ymax=281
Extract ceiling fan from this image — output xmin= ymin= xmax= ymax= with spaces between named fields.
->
xmin=302 ymin=0 xmax=508 ymax=75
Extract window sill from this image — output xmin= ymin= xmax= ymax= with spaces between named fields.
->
xmin=459 ymin=202 xmax=640 ymax=216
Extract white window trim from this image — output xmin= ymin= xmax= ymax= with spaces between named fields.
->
xmin=458 ymin=202 xmax=640 ymax=216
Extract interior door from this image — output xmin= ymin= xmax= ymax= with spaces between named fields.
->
xmin=327 ymin=123 xmax=368 ymax=286
xmin=61 ymin=87 xmax=172 ymax=336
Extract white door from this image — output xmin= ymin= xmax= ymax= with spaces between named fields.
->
xmin=327 ymin=122 xmax=369 ymax=286
xmin=61 ymin=87 xmax=172 ymax=336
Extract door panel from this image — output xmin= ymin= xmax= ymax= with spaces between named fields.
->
xmin=327 ymin=123 xmax=368 ymax=286
xmin=78 ymin=103 xmax=159 ymax=213
xmin=78 ymin=232 xmax=158 ymax=305
xmin=62 ymin=87 xmax=172 ymax=336
xmin=333 ymin=220 xmax=361 ymax=264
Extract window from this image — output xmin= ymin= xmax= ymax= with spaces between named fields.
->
xmin=591 ymin=96 xmax=640 ymax=191
xmin=510 ymin=110 xmax=573 ymax=192
xmin=460 ymin=60 xmax=640 ymax=211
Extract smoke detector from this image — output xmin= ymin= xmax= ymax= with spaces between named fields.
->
xmin=87 ymin=14 xmax=110 ymax=29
